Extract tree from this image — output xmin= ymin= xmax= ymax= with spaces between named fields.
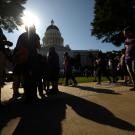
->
xmin=91 ymin=0 xmax=135 ymax=46
xmin=0 ymin=0 xmax=27 ymax=32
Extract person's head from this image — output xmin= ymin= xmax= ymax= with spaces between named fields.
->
xmin=64 ymin=52 xmax=69 ymax=57
xmin=97 ymin=51 xmax=103 ymax=58
xmin=0 ymin=28 xmax=7 ymax=42
xmin=25 ymin=24 xmax=36 ymax=33
xmin=121 ymin=48 xmax=125 ymax=54
xmin=123 ymin=26 xmax=135 ymax=38
xmin=48 ymin=47 xmax=56 ymax=55
xmin=0 ymin=28 xmax=3 ymax=35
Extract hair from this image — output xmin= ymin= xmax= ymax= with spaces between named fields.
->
xmin=25 ymin=25 xmax=36 ymax=33
xmin=64 ymin=52 xmax=68 ymax=56
xmin=0 ymin=28 xmax=3 ymax=35
xmin=123 ymin=25 xmax=135 ymax=36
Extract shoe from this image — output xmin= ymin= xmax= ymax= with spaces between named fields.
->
xmin=12 ymin=93 xmax=22 ymax=99
xmin=39 ymin=93 xmax=45 ymax=99
xmin=24 ymin=97 xmax=40 ymax=103
xmin=46 ymin=89 xmax=60 ymax=95
xmin=130 ymin=87 xmax=135 ymax=91
xmin=96 ymin=82 xmax=101 ymax=85
xmin=73 ymin=82 xmax=78 ymax=87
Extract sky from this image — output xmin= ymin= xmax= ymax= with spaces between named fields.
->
xmin=4 ymin=0 xmax=124 ymax=52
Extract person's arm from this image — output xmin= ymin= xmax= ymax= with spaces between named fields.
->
xmin=1 ymin=34 xmax=7 ymax=41
xmin=35 ymin=39 xmax=41 ymax=49
xmin=35 ymin=34 xmax=41 ymax=49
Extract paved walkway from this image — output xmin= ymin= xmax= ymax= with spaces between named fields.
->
xmin=1 ymin=82 xmax=135 ymax=135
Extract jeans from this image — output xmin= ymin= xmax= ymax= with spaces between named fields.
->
xmin=126 ymin=59 xmax=135 ymax=86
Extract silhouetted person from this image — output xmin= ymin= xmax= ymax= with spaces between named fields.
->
xmin=12 ymin=47 xmax=23 ymax=99
xmin=14 ymin=25 xmax=41 ymax=102
xmin=42 ymin=55 xmax=49 ymax=92
xmin=64 ymin=52 xmax=77 ymax=86
xmin=46 ymin=47 xmax=60 ymax=94
xmin=0 ymin=28 xmax=7 ymax=89
xmin=95 ymin=52 xmax=111 ymax=84
xmin=36 ymin=54 xmax=44 ymax=99
xmin=108 ymin=56 xmax=119 ymax=83
xmin=118 ymin=49 xmax=130 ymax=84
xmin=123 ymin=26 xmax=135 ymax=90
xmin=0 ymin=28 xmax=12 ymax=104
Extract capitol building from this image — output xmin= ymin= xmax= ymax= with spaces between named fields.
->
xmin=40 ymin=20 xmax=99 ymax=69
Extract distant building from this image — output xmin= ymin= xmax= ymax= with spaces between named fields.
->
xmin=72 ymin=50 xmax=99 ymax=67
xmin=40 ymin=20 xmax=99 ymax=68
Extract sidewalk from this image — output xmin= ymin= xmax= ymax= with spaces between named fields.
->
xmin=1 ymin=82 xmax=135 ymax=135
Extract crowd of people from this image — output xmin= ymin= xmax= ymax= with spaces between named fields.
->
xmin=0 ymin=24 xmax=135 ymax=104
xmin=11 ymin=25 xmax=62 ymax=102
xmin=0 ymin=28 xmax=13 ymax=104
xmin=0 ymin=25 xmax=78 ymax=103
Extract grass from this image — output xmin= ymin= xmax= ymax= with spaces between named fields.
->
xmin=58 ymin=76 xmax=111 ymax=85
xmin=59 ymin=76 xmax=120 ymax=84
xmin=59 ymin=77 xmax=90 ymax=85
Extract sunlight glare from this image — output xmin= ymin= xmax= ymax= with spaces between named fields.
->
xmin=22 ymin=10 xmax=39 ymax=28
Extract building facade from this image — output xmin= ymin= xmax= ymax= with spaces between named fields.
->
xmin=40 ymin=20 xmax=99 ymax=69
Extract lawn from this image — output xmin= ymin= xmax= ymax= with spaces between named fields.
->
xmin=58 ymin=76 xmax=110 ymax=85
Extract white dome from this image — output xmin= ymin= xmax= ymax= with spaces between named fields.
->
xmin=43 ymin=21 xmax=64 ymax=47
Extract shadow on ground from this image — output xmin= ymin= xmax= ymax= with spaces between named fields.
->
xmin=0 ymin=92 xmax=135 ymax=135
xmin=76 ymin=85 xmax=121 ymax=95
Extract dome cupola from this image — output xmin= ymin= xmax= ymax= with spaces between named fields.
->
xmin=43 ymin=20 xmax=64 ymax=47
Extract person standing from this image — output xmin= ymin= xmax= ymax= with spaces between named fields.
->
xmin=95 ymin=52 xmax=112 ymax=84
xmin=0 ymin=28 xmax=12 ymax=105
xmin=14 ymin=25 xmax=41 ymax=102
xmin=118 ymin=49 xmax=131 ymax=84
xmin=0 ymin=28 xmax=7 ymax=89
xmin=46 ymin=47 xmax=60 ymax=94
xmin=64 ymin=52 xmax=77 ymax=86
xmin=123 ymin=26 xmax=135 ymax=90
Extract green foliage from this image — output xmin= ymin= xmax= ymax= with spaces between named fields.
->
xmin=0 ymin=0 xmax=27 ymax=32
xmin=59 ymin=77 xmax=91 ymax=85
xmin=59 ymin=76 xmax=121 ymax=85
xmin=91 ymin=0 xmax=135 ymax=46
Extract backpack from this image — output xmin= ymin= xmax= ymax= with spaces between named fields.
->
xmin=14 ymin=46 xmax=29 ymax=64
xmin=13 ymin=33 xmax=30 ymax=64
